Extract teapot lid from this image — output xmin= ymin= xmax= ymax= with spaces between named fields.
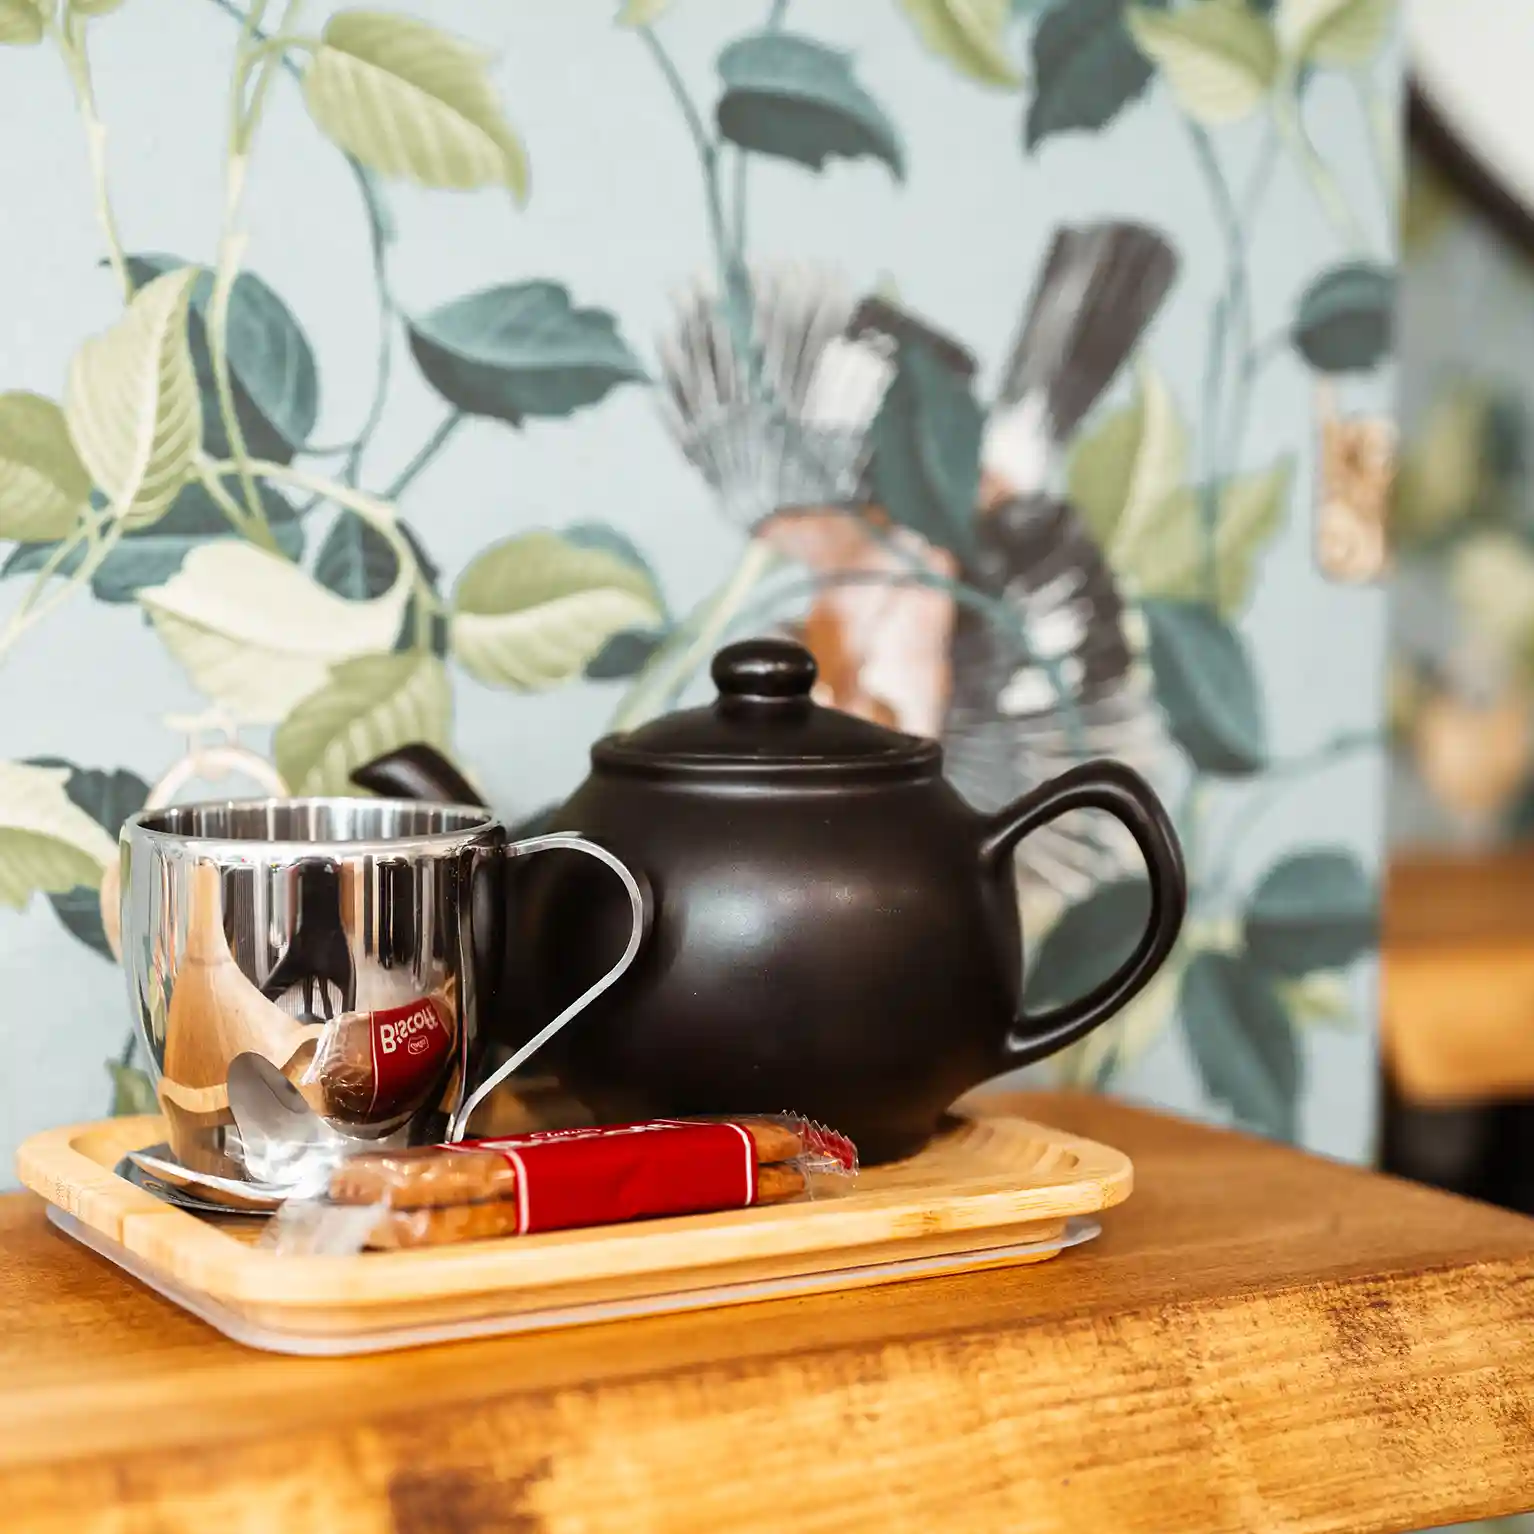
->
xmin=593 ymin=638 xmax=940 ymax=781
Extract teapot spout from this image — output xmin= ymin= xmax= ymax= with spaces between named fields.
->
xmin=351 ymin=744 xmax=487 ymax=809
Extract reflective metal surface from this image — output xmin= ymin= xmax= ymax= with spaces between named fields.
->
xmin=119 ymin=797 xmax=648 ymax=1183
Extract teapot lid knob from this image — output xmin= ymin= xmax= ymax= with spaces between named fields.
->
xmin=711 ymin=638 xmax=817 ymax=702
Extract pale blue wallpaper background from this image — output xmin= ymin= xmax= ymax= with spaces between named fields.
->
xmin=0 ymin=0 xmax=1395 ymax=1170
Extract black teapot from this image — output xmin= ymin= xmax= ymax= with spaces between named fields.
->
xmin=355 ymin=638 xmax=1185 ymax=1163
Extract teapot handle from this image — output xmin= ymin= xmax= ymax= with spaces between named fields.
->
xmin=980 ymin=760 xmax=1187 ymax=1067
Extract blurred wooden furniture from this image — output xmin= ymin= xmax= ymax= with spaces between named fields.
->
xmin=1384 ymin=847 xmax=1534 ymax=1102
xmin=1 ymin=1090 xmax=1531 ymax=1533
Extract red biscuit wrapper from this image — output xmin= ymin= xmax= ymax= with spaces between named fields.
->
xmin=298 ymin=993 xmax=457 ymax=1124
xmin=272 ymin=1115 xmax=858 ymax=1253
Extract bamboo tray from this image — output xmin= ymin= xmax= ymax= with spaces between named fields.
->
xmin=17 ymin=1109 xmax=1132 ymax=1356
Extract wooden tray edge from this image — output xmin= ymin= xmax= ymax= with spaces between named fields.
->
xmin=16 ymin=1113 xmax=1132 ymax=1313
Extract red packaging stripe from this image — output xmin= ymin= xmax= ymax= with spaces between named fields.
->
xmin=456 ymin=1120 xmax=758 ymax=1235
xmin=364 ymin=996 xmax=454 ymax=1117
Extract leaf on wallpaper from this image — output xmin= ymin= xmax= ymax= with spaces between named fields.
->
xmin=70 ymin=0 xmax=128 ymax=15
xmin=1058 ymin=945 xmax=1185 ymax=1090
xmin=1068 ymin=370 xmax=1286 ymax=614
xmin=564 ymin=521 xmax=672 ymax=677
xmin=3 ymin=477 xmax=304 ymax=603
xmin=1181 ymin=950 xmax=1299 ymax=1141
xmin=1142 ymin=597 xmax=1266 ymax=774
xmin=715 ymin=32 xmax=905 ymax=181
xmin=0 ymin=762 xmax=117 ymax=912
xmin=47 ymin=884 xmax=114 ymax=958
xmin=22 ymin=757 xmax=148 ymax=959
xmin=302 ymin=10 xmax=528 ymax=198
xmin=1068 ymin=364 xmax=1187 ymax=559
xmin=1126 ymin=1 xmax=1277 ymax=125
xmin=409 ymin=283 xmax=647 ymax=425
xmin=37 ymin=759 xmax=152 ymax=839
xmin=1243 ymin=847 xmax=1377 ymax=976
xmin=275 ymin=652 xmax=452 ymax=796
xmin=314 ymin=510 xmax=399 ymax=600
xmin=450 ymin=530 xmax=665 ymax=691
xmin=107 ymin=1061 xmax=158 ymax=1118
xmin=126 ymin=255 xmax=319 ymax=466
xmin=585 ymin=629 xmax=668 ymax=680
xmin=1127 ymin=460 xmax=1293 ymax=615
xmin=138 ymin=540 xmax=410 ymax=722
xmin=351 ymin=520 xmax=446 ymax=660
xmin=1275 ymin=0 xmax=1392 ymax=68
xmin=1274 ymin=970 xmax=1357 ymax=1031
xmin=65 ymin=268 xmax=202 ymax=527
xmin=1025 ymin=0 xmax=1163 ymax=151
xmin=1291 ymin=261 xmax=1394 ymax=374
xmin=865 ymin=334 xmax=983 ymax=563
xmin=615 ymin=0 xmax=670 ymax=22
xmin=1024 ymin=876 xmax=1150 ymax=1010
xmin=0 ymin=392 xmax=92 ymax=541
xmin=0 ymin=0 xmax=44 ymax=46
xmin=565 ymin=521 xmax=670 ymax=608
xmin=899 ymin=0 xmax=1022 ymax=88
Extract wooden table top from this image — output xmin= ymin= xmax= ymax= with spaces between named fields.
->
xmin=2 ymin=1090 xmax=1532 ymax=1534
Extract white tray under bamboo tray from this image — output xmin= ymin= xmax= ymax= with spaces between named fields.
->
xmin=17 ymin=1110 xmax=1132 ymax=1356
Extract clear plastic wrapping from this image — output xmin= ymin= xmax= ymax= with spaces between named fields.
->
xmin=267 ymin=1114 xmax=858 ymax=1255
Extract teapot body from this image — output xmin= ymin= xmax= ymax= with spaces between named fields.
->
xmin=515 ymin=769 xmax=1020 ymax=1165
xmin=355 ymin=639 xmax=1186 ymax=1166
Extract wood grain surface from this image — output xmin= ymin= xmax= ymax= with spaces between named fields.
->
xmin=2 ymin=1090 xmax=1533 ymax=1534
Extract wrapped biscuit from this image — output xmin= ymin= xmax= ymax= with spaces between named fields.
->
xmin=329 ymin=1117 xmax=805 ymax=1209
xmin=363 ymin=1163 xmax=812 ymax=1250
xmin=266 ymin=1115 xmax=857 ymax=1254
xmin=295 ymin=993 xmax=457 ymax=1124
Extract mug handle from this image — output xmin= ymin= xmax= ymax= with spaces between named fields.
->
xmin=446 ymin=834 xmax=651 ymax=1141
xmin=979 ymin=760 xmax=1187 ymax=1068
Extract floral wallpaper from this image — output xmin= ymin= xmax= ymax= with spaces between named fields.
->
xmin=0 ymin=0 xmax=1395 ymax=1168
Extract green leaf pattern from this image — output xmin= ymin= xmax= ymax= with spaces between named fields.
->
xmin=0 ymin=0 xmax=45 ymax=46
xmin=107 ymin=1062 xmax=159 ymax=1117
xmin=126 ymin=256 xmax=320 ymax=465
xmin=1143 ymin=599 xmax=1268 ymax=774
xmin=900 ymin=0 xmax=1022 ymax=87
xmin=1291 ymin=262 xmax=1395 ymax=374
xmin=302 ymin=10 xmax=529 ymax=197
xmin=0 ymin=762 xmax=117 ymax=912
xmin=1182 ymin=951 xmax=1301 ymax=1141
xmin=64 ymin=268 xmax=202 ymax=526
xmin=275 ymin=651 xmax=453 ymax=795
xmin=1127 ymin=1 xmax=1277 ymax=125
xmin=716 ymin=32 xmax=905 ymax=180
xmin=0 ymin=393 xmax=92 ymax=541
xmin=1275 ymin=0 xmax=1393 ymax=67
xmin=865 ymin=335 xmax=984 ymax=563
xmin=139 ymin=539 xmax=412 ymax=722
xmin=408 ymin=283 xmax=647 ymax=424
xmin=1026 ymin=0 xmax=1160 ymax=150
xmin=1243 ymin=848 xmax=1378 ymax=975
xmin=450 ymin=530 xmax=665 ymax=690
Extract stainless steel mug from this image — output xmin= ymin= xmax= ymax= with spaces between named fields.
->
xmin=118 ymin=798 xmax=647 ymax=1184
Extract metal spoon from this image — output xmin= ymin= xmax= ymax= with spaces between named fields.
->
xmin=225 ymin=1051 xmax=349 ymax=1198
